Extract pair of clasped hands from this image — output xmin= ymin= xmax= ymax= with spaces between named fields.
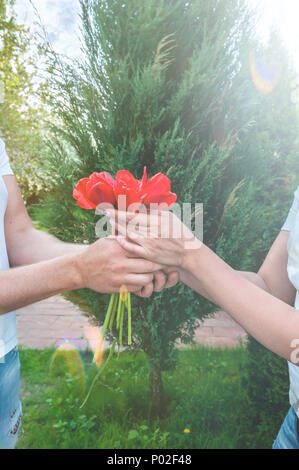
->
xmin=80 ymin=208 xmax=201 ymax=298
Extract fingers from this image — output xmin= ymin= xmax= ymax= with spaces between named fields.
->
xmin=134 ymin=282 xmax=154 ymax=298
xmin=128 ymin=273 xmax=177 ymax=297
xmin=128 ymin=284 xmax=148 ymax=294
xmin=153 ymin=270 xmax=167 ymax=292
xmin=117 ymin=236 xmax=147 ymax=258
xmin=122 ymin=269 xmax=179 ymax=297
xmin=126 ymin=257 xmax=162 ymax=273
xmin=111 ymin=210 xmax=160 ymax=230
xmin=115 ymin=222 xmax=147 ymax=242
xmin=153 ymin=270 xmax=179 ymax=291
xmin=125 ymin=273 xmax=154 ymax=286
xmin=164 ymin=270 xmax=180 ymax=288
xmin=107 ymin=209 xmax=139 ymax=225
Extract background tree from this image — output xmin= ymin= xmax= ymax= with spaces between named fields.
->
xmin=34 ymin=0 xmax=299 ymax=419
xmin=0 ymin=0 xmax=49 ymax=204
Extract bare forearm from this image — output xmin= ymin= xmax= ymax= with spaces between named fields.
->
xmin=7 ymin=227 xmax=87 ymax=267
xmin=238 ymin=271 xmax=270 ymax=291
xmin=180 ymin=268 xmax=270 ymax=303
xmin=0 ymin=254 xmax=82 ymax=314
xmin=182 ymin=245 xmax=299 ymax=362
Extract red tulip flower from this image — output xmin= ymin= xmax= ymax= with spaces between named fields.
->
xmin=114 ymin=170 xmax=142 ymax=210
xmin=139 ymin=167 xmax=177 ymax=208
xmin=73 ymin=166 xmax=177 ymax=408
xmin=73 ymin=172 xmax=116 ymax=209
xmin=73 ymin=166 xmax=176 ymax=211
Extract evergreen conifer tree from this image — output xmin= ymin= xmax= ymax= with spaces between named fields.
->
xmin=0 ymin=0 xmax=49 ymax=203
xmin=36 ymin=0 xmax=299 ymax=418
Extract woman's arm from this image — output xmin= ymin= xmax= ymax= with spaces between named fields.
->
xmin=178 ymin=267 xmax=269 ymax=303
xmin=180 ymin=230 xmax=296 ymax=305
xmin=112 ymin=210 xmax=299 ymax=364
xmin=181 ymin=243 xmax=298 ymax=364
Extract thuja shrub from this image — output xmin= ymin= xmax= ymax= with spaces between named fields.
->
xmin=35 ymin=0 xmax=299 ymax=418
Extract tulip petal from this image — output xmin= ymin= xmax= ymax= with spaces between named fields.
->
xmin=89 ymin=172 xmax=116 ymax=189
xmin=141 ymin=173 xmax=171 ymax=198
xmin=87 ymin=181 xmax=116 ymax=206
xmin=73 ymin=178 xmax=97 ymax=209
xmin=75 ymin=197 xmax=96 ymax=210
xmin=115 ymin=170 xmax=140 ymax=189
xmin=162 ymin=192 xmax=177 ymax=207
xmin=138 ymin=166 xmax=148 ymax=192
xmin=115 ymin=170 xmax=141 ymax=209
xmin=142 ymin=191 xmax=177 ymax=207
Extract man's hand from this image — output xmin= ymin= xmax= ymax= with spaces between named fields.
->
xmin=135 ymin=268 xmax=180 ymax=298
xmin=75 ymin=238 xmax=162 ymax=294
xmin=0 ymin=176 xmax=179 ymax=314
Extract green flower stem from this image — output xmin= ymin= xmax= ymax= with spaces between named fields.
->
xmin=116 ymin=294 xmax=122 ymax=329
xmin=82 ymin=291 xmax=133 ymax=407
xmin=100 ymin=293 xmax=115 ymax=344
xmin=128 ymin=293 xmax=132 ymax=345
xmin=119 ymin=300 xmax=125 ymax=347
xmin=80 ymin=340 xmax=117 ymax=409
xmin=109 ymin=294 xmax=118 ymax=330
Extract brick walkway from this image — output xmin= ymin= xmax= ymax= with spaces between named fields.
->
xmin=16 ymin=295 xmax=247 ymax=351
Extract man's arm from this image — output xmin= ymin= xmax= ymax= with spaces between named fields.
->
xmin=0 ymin=252 xmax=82 ymax=313
xmin=3 ymin=175 xmax=179 ymax=298
xmin=0 ymin=235 xmax=161 ymax=314
xmin=2 ymin=174 xmax=181 ymax=309
xmin=0 ymin=175 xmax=169 ymax=313
xmin=3 ymin=175 xmax=86 ymax=266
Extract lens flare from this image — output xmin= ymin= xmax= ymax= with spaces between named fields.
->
xmin=49 ymin=340 xmax=86 ymax=395
xmin=48 ymin=325 xmax=111 ymax=407
xmin=249 ymin=51 xmax=281 ymax=94
xmin=83 ymin=325 xmax=107 ymax=368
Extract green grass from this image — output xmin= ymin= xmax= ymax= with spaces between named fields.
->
xmin=16 ymin=345 xmax=283 ymax=449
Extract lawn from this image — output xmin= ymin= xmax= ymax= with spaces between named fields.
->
xmin=16 ymin=345 xmax=283 ymax=449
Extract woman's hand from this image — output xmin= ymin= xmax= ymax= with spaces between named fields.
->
xmin=109 ymin=209 xmax=202 ymax=266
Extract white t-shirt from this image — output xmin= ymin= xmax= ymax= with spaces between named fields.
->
xmin=281 ymin=186 xmax=299 ymax=417
xmin=0 ymin=138 xmax=17 ymax=358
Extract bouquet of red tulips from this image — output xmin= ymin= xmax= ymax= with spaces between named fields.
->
xmin=73 ymin=167 xmax=176 ymax=405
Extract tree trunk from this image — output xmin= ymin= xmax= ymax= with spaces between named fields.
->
xmin=149 ymin=363 xmax=165 ymax=419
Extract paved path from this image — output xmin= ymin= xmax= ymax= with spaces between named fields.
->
xmin=16 ymin=295 xmax=247 ymax=351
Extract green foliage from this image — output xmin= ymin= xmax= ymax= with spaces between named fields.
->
xmin=17 ymin=345 xmax=276 ymax=449
xmin=0 ymin=0 xmax=50 ymax=204
xmin=33 ymin=0 xmax=299 ymax=413
xmin=241 ymin=336 xmax=290 ymax=448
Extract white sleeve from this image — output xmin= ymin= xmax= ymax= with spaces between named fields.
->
xmin=0 ymin=138 xmax=14 ymax=176
xmin=281 ymin=187 xmax=299 ymax=232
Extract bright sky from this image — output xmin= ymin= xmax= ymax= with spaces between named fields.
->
xmin=249 ymin=0 xmax=299 ymax=73
xmin=14 ymin=0 xmax=299 ymax=73
xmin=14 ymin=0 xmax=81 ymax=58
